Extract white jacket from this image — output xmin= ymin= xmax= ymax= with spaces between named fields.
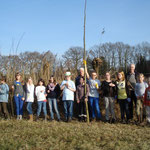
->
xmin=35 ymin=86 xmax=46 ymax=101
xmin=26 ymin=84 xmax=34 ymax=102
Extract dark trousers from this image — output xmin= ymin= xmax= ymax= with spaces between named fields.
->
xmin=0 ymin=102 xmax=9 ymax=118
xmin=78 ymin=101 xmax=86 ymax=117
xmin=118 ymin=99 xmax=129 ymax=121
xmin=128 ymin=91 xmax=137 ymax=119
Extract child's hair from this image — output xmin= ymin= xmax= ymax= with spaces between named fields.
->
xmin=15 ymin=72 xmax=21 ymax=78
xmin=117 ymin=71 xmax=125 ymax=81
xmin=0 ymin=76 xmax=6 ymax=82
xmin=38 ymin=78 xmax=45 ymax=86
xmin=138 ymin=73 xmax=144 ymax=78
xmin=80 ymin=76 xmax=85 ymax=81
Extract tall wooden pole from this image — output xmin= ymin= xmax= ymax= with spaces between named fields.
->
xmin=83 ymin=0 xmax=90 ymax=123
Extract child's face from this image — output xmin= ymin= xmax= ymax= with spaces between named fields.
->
xmin=105 ymin=73 xmax=110 ymax=80
xmin=50 ymin=77 xmax=54 ymax=83
xmin=91 ymin=73 xmax=97 ymax=80
xmin=65 ymin=76 xmax=71 ymax=81
xmin=28 ymin=78 xmax=32 ymax=84
xmin=139 ymin=76 xmax=144 ymax=83
xmin=80 ymin=78 xmax=84 ymax=84
xmin=16 ymin=75 xmax=21 ymax=80
xmin=118 ymin=73 xmax=122 ymax=80
xmin=39 ymin=81 xmax=43 ymax=86
xmin=0 ymin=80 xmax=5 ymax=84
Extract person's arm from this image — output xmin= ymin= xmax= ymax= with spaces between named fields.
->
xmin=86 ymin=84 xmax=90 ymax=98
xmin=35 ymin=87 xmax=38 ymax=96
xmin=60 ymin=81 xmax=66 ymax=90
xmin=144 ymin=88 xmax=147 ymax=105
xmin=134 ymin=84 xmax=139 ymax=98
xmin=68 ymin=82 xmax=76 ymax=92
xmin=76 ymin=87 xmax=79 ymax=102
xmin=125 ymin=80 xmax=130 ymax=98
xmin=85 ymin=66 xmax=90 ymax=79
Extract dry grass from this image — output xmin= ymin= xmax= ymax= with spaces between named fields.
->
xmin=0 ymin=120 xmax=150 ymax=150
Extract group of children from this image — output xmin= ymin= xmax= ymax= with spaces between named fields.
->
xmin=0 ymin=67 xmax=150 ymax=125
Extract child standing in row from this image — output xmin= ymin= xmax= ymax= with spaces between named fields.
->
xmin=12 ymin=73 xmax=25 ymax=120
xmin=60 ymin=72 xmax=76 ymax=122
xmin=101 ymin=72 xmax=116 ymax=123
xmin=46 ymin=76 xmax=61 ymax=121
xmin=0 ymin=77 xmax=10 ymax=119
xmin=35 ymin=79 xmax=47 ymax=121
xmin=144 ymin=78 xmax=150 ymax=124
xmin=116 ymin=71 xmax=130 ymax=123
xmin=135 ymin=74 xmax=148 ymax=123
xmin=88 ymin=71 xmax=101 ymax=121
xmin=24 ymin=77 xmax=35 ymax=121
xmin=76 ymin=77 xmax=89 ymax=122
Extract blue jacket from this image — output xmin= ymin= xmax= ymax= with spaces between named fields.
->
xmin=0 ymin=83 xmax=9 ymax=103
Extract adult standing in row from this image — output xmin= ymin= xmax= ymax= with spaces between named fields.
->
xmin=126 ymin=64 xmax=139 ymax=120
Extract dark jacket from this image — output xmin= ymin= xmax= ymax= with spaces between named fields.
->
xmin=76 ymin=84 xmax=89 ymax=102
xmin=101 ymin=80 xmax=116 ymax=97
xmin=46 ymin=83 xmax=61 ymax=99
xmin=126 ymin=71 xmax=139 ymax=91
xmin=75 ymin=75 xmax=89 ymax=87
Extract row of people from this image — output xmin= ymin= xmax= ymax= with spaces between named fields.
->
xmin=0 ymin=66 xmax=150 ymax=124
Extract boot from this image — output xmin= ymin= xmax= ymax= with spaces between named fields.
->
xmin=29 ymin=114 xmax=33 ymax=121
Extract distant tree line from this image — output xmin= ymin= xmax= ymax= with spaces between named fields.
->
xmin=0 ymin=41 xmax=150 ymax=84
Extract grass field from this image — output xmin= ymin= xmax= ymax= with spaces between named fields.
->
xmin=0 ymin=119 xmax=150 ymax=150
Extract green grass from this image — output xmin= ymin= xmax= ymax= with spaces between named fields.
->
xmin=0 ymin=120 xmax=150 ymax=150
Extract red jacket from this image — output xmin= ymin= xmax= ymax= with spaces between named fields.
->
xmin=144 ymin=87 xmax=150 ymax=106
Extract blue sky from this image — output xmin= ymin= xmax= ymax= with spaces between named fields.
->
xmin=0 ymin=0 xmax=150 ymax=56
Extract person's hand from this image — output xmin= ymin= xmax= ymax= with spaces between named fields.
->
xmin=12 ymin=85 xmax=14 ymax=89
xmin=45 ymin=94 xmax=47 ymax=97
xmin=66 ymin=83 xmax=69 ymax=88
xmin=22 ymin=97 xmax=25 ymax=101
xmin=77 ymin=100 xmax=80 ymax=104
xmin=95 ymin=83 xmax=99 ymax=89
xmin=47 ymin=90 xmax=50 ymax=93
xmin=40 ymin=90 xmax=44 ymax=93
xmin=85 ymin=98 xmax=88 ymax=102
xmin=109 ymin=83 xmax=115 ymax=87
xmin=57 ymin=99 xmax=60 ymax=103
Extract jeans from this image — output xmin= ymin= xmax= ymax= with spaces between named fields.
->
xmin=118 ymin=99 xmax=129 ymax=120
xmin=14 ymin=95 xmax=24 ymax=115
xmin=27 ymin=102 xmax=33 ymax=115
xmin=63 ymin=100 xmax=74 ymax=119
xmin=48 ymin=98 xmax=60 ymax=120
xmin=37 ymin=101 xmax=47 ymax=116
xmin=104 ymin=97 xmax=115 ymax=120
xmin=89 ymin=96 xmax=101 ymax=119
